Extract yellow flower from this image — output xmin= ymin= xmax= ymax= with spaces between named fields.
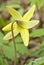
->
xmin=2 ymin=4 xmax=39 ymax=46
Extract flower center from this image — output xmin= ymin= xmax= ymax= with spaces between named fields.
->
xmin=15 ymin=20 xmax=24 ymax=28
xmin=15 ymin=20 xmax=22 ymax=25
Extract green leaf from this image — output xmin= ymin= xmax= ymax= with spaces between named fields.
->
xmin=0 ymin=0 xmax=21 ymax=11
xmin=37 ymin=0 xmax=44 ymax=9
xmin=0 ymin=31 xmax=8 ymax=49
xmin=34 ymin=57 xmax=44 ymax=65
xmin=8 ymin=3 xmax=21 ymax=8
xmin=3 ymin=60 xmax=9 ymax=65
xmin=38 ymin=47 xmax=44 ymax=57
xmin=27 ymin=47 xmax=44 ymax=57
xmin=3 ymin=41 xmax=15 ymax=61
xmin=0 ymin=56 xmax=3 ymax=65
xmin=40 ymin=41 xmax=44 ymax=47
xmin=26 ymin=61 xmax=33 ymax=65
xmin=15 ymin=36 xmax=22 ymax=43
xmin=29 ymin=0 xmax=44 ymax=9
xmin=3 ymin=40 xmax=30 ymax=60
xmin=0 ymin=54 xmax=8 ymax=65
xmin=27 ymin=57 xmax=44 ymax=65
xmin=0 ymin=3 xmax=6 ymax=11
xmin=40 ymin=63 xmax=44 ymax=65
xmin=0 ymin=32 xmax=7 ymax=45
xmin=0 ymin=18 xmax=7 ymax=27
xmin=3 ymin=36 xmax=44 ymax=61
xmin=30 ymin=28 xmax=44 ymax=37
xmin=0 ymin=34 xmax=29 ymax=61
xmin=18 ymin=8 xmax=24 ymax=15
xmin=16 ymin=43 xmax=30 ymax=55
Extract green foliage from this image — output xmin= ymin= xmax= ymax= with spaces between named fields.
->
xmin=0 ymin=29 xmax=44 ymax=60
xmin=0 ymin=3 xmax=6 ymax=11
xmin=0 ymin=0 xmax=44 ymax=64
xmin=0 ymin=32 xmax=7 ymax=47
xmin=30 ymin=28 xmax=44 ymax=37
xmin=0 ymin=32 xmax=29 ymax=60
xmin=0 ymin=32 xmax=8 ymax=65
xmin=2 ymin=38 xmax=44 ymax=61
xmin=0 ymin=17 xmax=7 ymax=27
xmin=40 ymin=63 xmax=44 ymax=65
xmin=0 ymin=0 xmax=22 ymax=11
xmin=0 ymin=32 xmax=14 ymax=60
xmin=3 ymin=41 xmax=30 ymax=60
xmin=7 ymin=1 xmax=21 ymax=8
xmin=0 ymin=28 xmax=44 ymax=65
xmin=0 ymin=57 xmax=8 ymax=65
xmin=15 ymin=35 xmax=22 ymax=43
xmin=27 ymin=57 xmax=44 ymax=65
xmin=0 ymin=50 xmax=8 ymax=65
xmin=29 ymin=0 xmax=44 ymax=9
xmin=40 ymin=41 xmax=44 ymax=47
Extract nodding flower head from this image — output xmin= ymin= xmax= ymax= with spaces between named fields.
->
xmin=2 ymin=4 xmax=39 ymax=46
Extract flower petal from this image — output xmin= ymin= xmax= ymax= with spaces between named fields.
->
xmin=6 ymin=6 xmax=22 ymax=20
xmin=3 ymin=27 xmax=19 ymax=40
xmin=2 ymin=22 xmax=17 ymax=31
xmin=21 ymin=20 xmax=39 ymax=29
xmin=22 ymin=4 xmax=36 ymax=22
xmin=19 ymin=27 xmax=29 ymax=46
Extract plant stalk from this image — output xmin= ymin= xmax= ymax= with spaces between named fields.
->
xmin=11 ymin=22 xmax=17 ymax=65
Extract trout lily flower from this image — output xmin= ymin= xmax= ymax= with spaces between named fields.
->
xmin=2 ymin=4 xmax=39 ymax=46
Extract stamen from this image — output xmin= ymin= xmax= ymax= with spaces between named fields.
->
xmin=15 ymin=20 xmax=22 ymax=24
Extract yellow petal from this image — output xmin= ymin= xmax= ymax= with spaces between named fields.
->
xmin=19 ymin=27 xmax=29 ymax=46
xmin=3 ymin=27 xmax=19 ymax=40
xmin=21 ymin=20 xmax=39 ymax=29
xmin=22 ymin=4 xmax=36 ymax=22
xmin=2 ymin=22 xmax=17 ymax=31
xmin=6 ymin=6 xmax=22 ymax=20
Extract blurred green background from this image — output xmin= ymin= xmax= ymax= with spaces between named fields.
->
xmin=0 ymin=0 xmax=44 ymax=65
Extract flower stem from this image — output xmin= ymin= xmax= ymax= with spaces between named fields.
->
xmin=11 ymin=22 xmax=17 ymax=65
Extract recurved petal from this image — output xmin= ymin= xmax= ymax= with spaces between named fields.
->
xmin=22 ymin=20 xmax=39 ymax=29
xmin=19 ymin=27 xmax=29 ymax=46
xmin=2 ymin=22 xmax=17 ymax=31
xmin=6 ymin=6 xmax=22 ymax=20
xmin=3 ymin=27 xmax=19 ymax=40
xmin=22 ymin=4 xmax=36 ymax=22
